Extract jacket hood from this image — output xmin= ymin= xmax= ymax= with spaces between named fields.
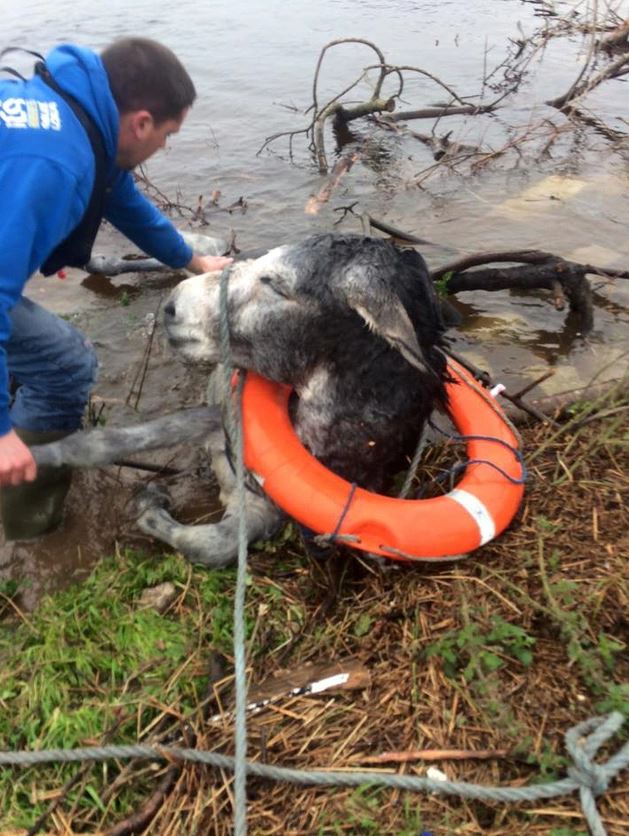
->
xmin=44 ymin=44 xmax=118 ymax=162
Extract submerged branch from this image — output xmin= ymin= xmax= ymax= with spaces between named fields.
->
xmin=429 ymin=249 xmax=629 ymax=333
xmin=305 ymin=150 xmax=361 ymax=213
xmin=547 ymin=49 xmax=629 ymax=111
xmin=441 ymin=261 xmax=594 ymax=332
xmin=384 ymin=104 xmax=496 ymax=121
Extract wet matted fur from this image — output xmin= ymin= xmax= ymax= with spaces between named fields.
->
xmin=35 ymin=233 xmax=448 ymax=566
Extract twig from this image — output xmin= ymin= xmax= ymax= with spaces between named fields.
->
xmin=563 ymin=105 xmax=627 ymax=143
xmin=125 ymin=295 xmax=163 ymax=410
xmin=354 ymin=748 xmax=510 ymax=765
xmin=104 ymin=765 xmax=180 ymax=836
xmin=305 ymin=150 xmax=361 ymax=214
xmin=365 ymin=215 xmax=457 ymax=251
xmin=510 ymin=371 xmax=556 ymax=400
xmin=501 ymin=371 xmax=558 ymax=425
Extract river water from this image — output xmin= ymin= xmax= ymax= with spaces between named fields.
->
xmin=2 ymin=0 xmax=628 ymax=600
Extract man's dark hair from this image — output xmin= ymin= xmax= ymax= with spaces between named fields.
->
xmin=101 ymin=37 xmax=196 ymax=123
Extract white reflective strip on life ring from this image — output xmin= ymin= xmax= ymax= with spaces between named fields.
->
xmin=447 ymin=489 xmax=496 ymax=545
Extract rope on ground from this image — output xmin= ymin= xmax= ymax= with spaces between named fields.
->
xmin=0 ymin=712 xmax=626 ymax=836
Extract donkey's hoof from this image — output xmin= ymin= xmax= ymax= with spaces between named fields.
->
xmin=134 ymin=482 xmax=173 ymax=516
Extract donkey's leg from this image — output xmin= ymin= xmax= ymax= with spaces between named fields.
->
xmin=135 ymin=482 xmax=283 ymax=568
xmin=30 ymin=407 xmax=221 ymax=469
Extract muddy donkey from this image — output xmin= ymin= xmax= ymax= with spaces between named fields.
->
xmin=34 ymin=233 xmax=448 ymax=567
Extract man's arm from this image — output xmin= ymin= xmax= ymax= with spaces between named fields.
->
xmin=104 ymin=171 xmax=231 ymax=272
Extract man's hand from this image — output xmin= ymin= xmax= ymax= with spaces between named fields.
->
xmin=0 ymin=430 xmax=37 ymax=486
xmin=186 ymin=253 xmax=233 ymax=274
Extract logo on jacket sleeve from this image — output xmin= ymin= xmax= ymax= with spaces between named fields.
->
xmin=0 ymin=98 xmax=61 ymax=130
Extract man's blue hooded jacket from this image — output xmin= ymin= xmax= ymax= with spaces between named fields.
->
xmin=0 ymin=44 xmax=194 ymax=435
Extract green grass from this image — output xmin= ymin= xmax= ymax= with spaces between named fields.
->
xmin=424 ymin=614 xmax=536 ymax=682
xmin=0 ymin=546 xmax=297 ymax=829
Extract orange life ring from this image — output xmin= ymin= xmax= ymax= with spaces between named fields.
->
xmin=240 ymin=358 xmax=525 ymax=561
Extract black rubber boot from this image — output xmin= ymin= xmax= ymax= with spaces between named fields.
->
xmin=0 ymin=428 xmax=73 ymax=541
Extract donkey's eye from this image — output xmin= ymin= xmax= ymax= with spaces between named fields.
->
xmin=260 ymin=275 xmax=289 ymax=298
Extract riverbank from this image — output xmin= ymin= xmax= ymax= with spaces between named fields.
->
xmin=0 ymin=382 xmax=627 ymax=834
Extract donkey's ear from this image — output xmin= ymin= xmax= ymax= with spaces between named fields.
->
xmin=335 ymin=262 xmax=435 ymax=376
xmin=349 ymin=295 xmax=431 ymax=374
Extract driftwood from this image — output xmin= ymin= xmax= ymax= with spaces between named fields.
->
xmin=260 ymin=37 xmax=516 ymax=175
xmin=445 ymin=262 xmax=593 ymax=329
xmin=432 ymin=249 xmax=629 ymax=335
xmin=260 ymin=7 xmax=629 ymax=187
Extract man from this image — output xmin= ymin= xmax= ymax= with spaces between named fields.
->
xmin=0 ymin=37 xmax=232 ymax=539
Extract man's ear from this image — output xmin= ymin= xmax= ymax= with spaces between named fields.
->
xmin=126 ymin=110 xmax=153 ymax=139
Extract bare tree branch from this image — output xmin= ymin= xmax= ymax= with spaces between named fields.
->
xmin=547 ymin=48 xmax=629 ymax=110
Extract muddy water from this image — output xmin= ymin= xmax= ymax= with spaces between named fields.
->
xmin=2 ymin=0 xmax=628 ymax=603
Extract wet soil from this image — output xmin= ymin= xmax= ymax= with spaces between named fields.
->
xmin=0 ymin=253 xmax=221 ymax=608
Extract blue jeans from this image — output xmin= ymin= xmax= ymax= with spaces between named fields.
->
xmin=7 ymin=297 xmax=99 ymax=433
